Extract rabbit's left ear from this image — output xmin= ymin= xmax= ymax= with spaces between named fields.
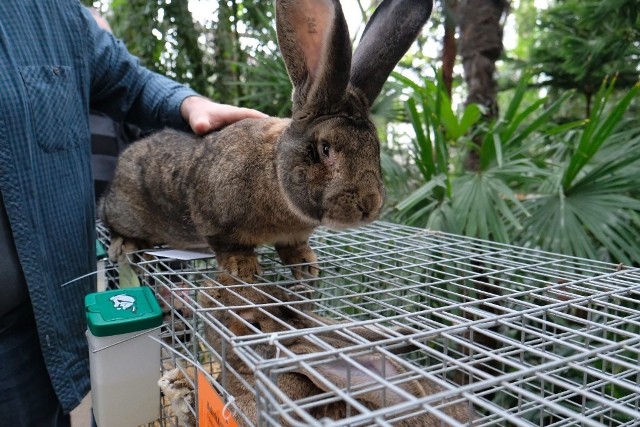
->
xmin=294 ymin=354 xmax=418 ymax=408
xmin=276 ymin=0 xmax=352 ymax=115
xmin=350 ymin=0 xmax=433 ymax=107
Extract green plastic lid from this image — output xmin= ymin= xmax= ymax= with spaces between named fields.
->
xmin=85 ymin=287 xmax=162 ymax=337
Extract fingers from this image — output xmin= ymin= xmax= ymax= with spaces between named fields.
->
xmin=180 ymin=96 xmax=268 ymax=135
xmin=218 ymin=106 xmax=269 ymax=127
xmin=189 ymin=114 xmax=214 ymax=135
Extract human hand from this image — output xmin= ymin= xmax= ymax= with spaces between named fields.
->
xmin=180 ymin=96 xmax=268 ymax=135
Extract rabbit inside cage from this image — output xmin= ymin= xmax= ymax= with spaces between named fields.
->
xmin=159 ymin=273 xmax=474 ymax=426
xmin=97 ymin=221 xmax=640 ymax=427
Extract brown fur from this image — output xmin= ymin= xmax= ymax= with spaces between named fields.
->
xmin=99 ymin=0 xmax=433 ymax=281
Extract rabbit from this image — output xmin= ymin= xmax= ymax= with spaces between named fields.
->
xmin=159 ymin=274 xmax=473 ymax=426
xmin=99 ymin=0 xmax=433 ymax=281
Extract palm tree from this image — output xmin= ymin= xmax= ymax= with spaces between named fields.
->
xmin=457 ymin=0 xmax=510 ymax=171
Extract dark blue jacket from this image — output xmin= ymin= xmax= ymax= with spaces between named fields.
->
xmin=0 ymin=0 xmax=197 ymax=411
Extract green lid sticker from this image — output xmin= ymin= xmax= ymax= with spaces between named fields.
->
xmin=85 ymin=287 xmax=162 ymax=337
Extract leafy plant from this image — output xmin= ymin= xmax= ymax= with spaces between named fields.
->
xmin=391 ymin=72 xmax=553 ymax=242
xmin=391 ymin=72 xmax=481 ymax=231
xmin=391 ymin=71 xmax=640 ymax=264
xmin=518 ymin=80 xmax=640 ymax=264
xmin=529 ymin=0 xmax=640 ymax=116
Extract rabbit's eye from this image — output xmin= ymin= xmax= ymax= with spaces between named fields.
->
xmin=249 ymin=321 xmax=262 ymax=331
xmin=321 ymin=142 xmax=331 ymax=157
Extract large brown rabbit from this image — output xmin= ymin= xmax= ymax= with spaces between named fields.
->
xmin=159 ymin=274 xmax=473 ymax=426
xmin=99 ymin=0 xmax=433 ymax=281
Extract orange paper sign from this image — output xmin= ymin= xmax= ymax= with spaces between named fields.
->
xmin=197 ymin=370 xmax=239 ymax=427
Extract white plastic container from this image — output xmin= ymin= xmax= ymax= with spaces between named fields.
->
xmin=85 ymin=287 xmax=162 ymax=427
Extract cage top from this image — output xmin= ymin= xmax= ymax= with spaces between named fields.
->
xmin=97 ymin=220 xmax=640 ymax=426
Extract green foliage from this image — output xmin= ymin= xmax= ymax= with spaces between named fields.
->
xmin=509 ymin=0 xmax=538 ymax=61
xmin=87 ymin=0 xmax=285 ymax=110
xmin=518 ymin=80 xmax=640 ymax=264
xmin=389 ymin=72 xmax=640 ymax=264
xmin=228 ymin=7 xmax=293 ymax=117
xmin=87 ymin=0 xmax=211 ymax=95
xmin=391 ymin=72 xmax=540 ymax=242
xmin=529 ymin=0 xmax=639 ymax=109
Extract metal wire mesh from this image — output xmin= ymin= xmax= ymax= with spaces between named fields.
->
xmin=96 ymin=221 xmax=640 ymax=427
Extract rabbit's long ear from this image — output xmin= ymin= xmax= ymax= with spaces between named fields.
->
xmin=276 ymin=0 xmax=351 ymax=115
xmin=350 ymin=0 xmax=433 ymax=107
xmin=293 ymin=353 xmax=423 ymax=408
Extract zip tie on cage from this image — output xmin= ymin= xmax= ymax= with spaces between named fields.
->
xmin=222 ymin=395 xmax=235 ymax=421
xmin=60 ymin=265 xmax=119 ymax=288
xmin=269 ymin=333 xmax=281 ymax=359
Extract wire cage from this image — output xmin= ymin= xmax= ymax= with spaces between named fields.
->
xmin=96 ymin=221 xmax=640 ymax=427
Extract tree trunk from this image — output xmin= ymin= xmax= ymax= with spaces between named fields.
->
xmin=441 ymin=0 xmax=458 ymax=98
xmin=213 ymin=0 xmax=242 ymax=104
xmin=458 ymin=0 xmax=509 ymax=171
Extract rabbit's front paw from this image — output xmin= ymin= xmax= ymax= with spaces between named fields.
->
xmin=216 ymin=252 xmax=261 ymax=280
xmin=276 ymin=242 xmax=319 ymax=280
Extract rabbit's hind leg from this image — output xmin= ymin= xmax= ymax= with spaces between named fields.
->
xmin=158 ymin=367 xmax=196 ymax=427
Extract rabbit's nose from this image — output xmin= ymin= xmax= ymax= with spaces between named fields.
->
xmin=358 ymin=191 xmax=383 ymax=220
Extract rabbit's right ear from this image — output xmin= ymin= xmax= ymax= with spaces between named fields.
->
xmin=276 ymin=0 xmax=351 ymax=116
